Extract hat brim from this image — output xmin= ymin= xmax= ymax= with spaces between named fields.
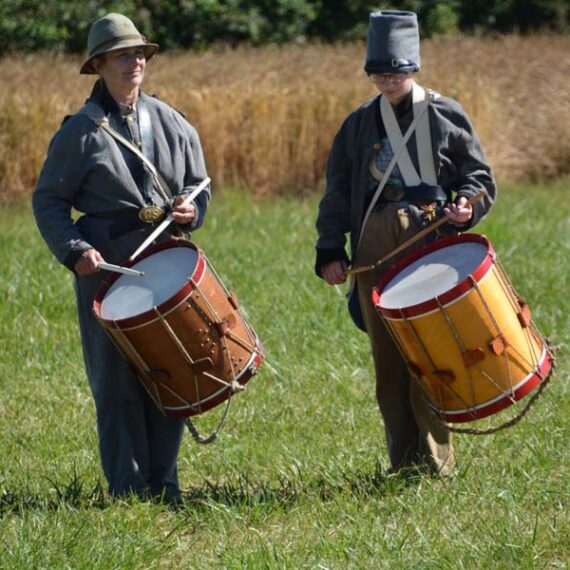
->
xmin=80 ymin=41 xmax=159 ymax=75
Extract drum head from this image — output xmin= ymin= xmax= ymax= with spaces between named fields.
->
xmin=100 ymin=247 xmax=199 ymax=320
xmin=379 ymin=241 xmax=488 ymax=310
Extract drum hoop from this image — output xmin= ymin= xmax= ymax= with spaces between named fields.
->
xmin=93 ymin=239 xmax=205 ymax=327
xmin=162 ymin=347 xmax=262 ymax=414
xmin=373 ymin=233 xmax=494 ymax=319
xmin=161 ymin=352 xmax=263 ymax=418
xmin=379 ymin=268 xmax=496 ymax=322
xmin=432 ymin=347 xmax=551 ymax=422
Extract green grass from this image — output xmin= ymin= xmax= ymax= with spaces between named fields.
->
xmin=0 ymin=181 xmax=568 ymax=569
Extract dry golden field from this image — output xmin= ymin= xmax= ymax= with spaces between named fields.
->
xmin=0 ymin=35 xmax=569 ymax=203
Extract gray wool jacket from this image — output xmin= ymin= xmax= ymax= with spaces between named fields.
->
xmin=33 ymin=83 xmax=210 ymax=270
xmin=315 ymin=89 xmax=497 ymax=274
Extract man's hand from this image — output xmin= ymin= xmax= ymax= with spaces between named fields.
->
xmin=170 ymin=195 xmax=196 ymax=225
xmin=444 ymin=196 xmax=473 ymax=225
xmin=322 ymin=260 xmax=348 ymax=285
xmin=74 ymin=248 xmax=105 ymax=277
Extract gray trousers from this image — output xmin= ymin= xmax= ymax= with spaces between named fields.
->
xmin=74 ymin=221 xmax=185 ymax=498
xmin=354 ymin=203 xmax=456 ymax=475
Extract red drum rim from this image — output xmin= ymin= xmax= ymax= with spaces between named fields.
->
xmin=372 ymin=233 xmax=495 ymax=320
xmin=434 ymin=348 xmax=551 ymax=423
xmin=93 ymin=240 xmax=206 ymax=329
xmin=166 ymin=349 xmax=264 ymax=417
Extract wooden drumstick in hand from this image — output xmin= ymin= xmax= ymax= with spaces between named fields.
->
xmin=98 ymin=262 xmax=145 ymax=277
xmin=348 ymin=189 xmax=487 ymax=276
xmin=129 ymin=177 xmax=211 ymax=261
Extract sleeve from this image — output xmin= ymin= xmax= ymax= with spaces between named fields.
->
xmin=175 ymin=123 xmax=211 ymax=233
xmin=32 ymin=119 xmax=95 ymax=271
xmin=442 ymin=100 xmax=497 ymax=228
xmin=314 ymin=115 xmax=355 ymax=278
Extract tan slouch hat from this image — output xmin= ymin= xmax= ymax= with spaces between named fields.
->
xmin=80 ymin=13 xmax=158 ymax=74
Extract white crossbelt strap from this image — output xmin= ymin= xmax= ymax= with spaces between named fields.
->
xmin=97 ymin=117 xmax=172 ymax=202
xmin=355 ymin=87 xmax=433 ymax=253
xmin=414 ymin=85 xmax=438 ymax=185
xmin=380 ymin=82 xmax=438 ymax=186
xmin=79 ymin=102 xmax=172 ymax=202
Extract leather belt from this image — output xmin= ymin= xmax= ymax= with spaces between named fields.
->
xmin=380 ymin=184 xmax=449 ymax=203
xmin=88 ymin=209 xmax=158 ymax=238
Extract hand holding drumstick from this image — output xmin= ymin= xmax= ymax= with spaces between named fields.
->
xmin=74 ymin=250 xmax=145 ymax=278
xmin=321 ymin=190 xmax=486 ymax=284
xmin=443 ymin=196 xmax=473 ymax=225
xmin=74 ymin=248 xmax=105 ymax=277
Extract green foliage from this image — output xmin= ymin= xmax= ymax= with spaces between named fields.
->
xmin=459 ymin=0 xmax=569 ymax=34
xmin=425 ymin=2 xmax=460 ymax=36
xmin=1 ymin=0 xmax=568 ymax=56
xmin=308 ymin=0 xmax=375 ymax=41
xmin=0 ymin=0 xmax=142 ymax=55
xmin=0 ymin=0 xmax=67 ymax=53
xmin=141 ymin=0 xmax=317 ymax=48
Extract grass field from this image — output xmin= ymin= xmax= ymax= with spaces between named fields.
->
xmin=0 ymin=180 xmax=568 ymax=569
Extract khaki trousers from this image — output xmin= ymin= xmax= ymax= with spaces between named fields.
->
xmin=354 ymin=203 xmax=456 ymax=475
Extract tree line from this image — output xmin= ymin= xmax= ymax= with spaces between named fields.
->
xmin=1 ymin=0 xmax=568 ymax=55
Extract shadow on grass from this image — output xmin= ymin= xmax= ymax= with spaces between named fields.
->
xmin=0 ymin=471 xmax=108 ymax=516
xmin=0 ymin=463 xmax=443 ymax=516
xmin=180 ymin=462 xmax=437 ymax=512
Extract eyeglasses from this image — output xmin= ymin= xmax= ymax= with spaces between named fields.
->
xmin=111 ymin=48 xmax=147 ymax=64
xmin=368 ymin=73 xmax=411 ymax=85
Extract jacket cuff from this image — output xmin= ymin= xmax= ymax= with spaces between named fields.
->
xmin=187 ymin=199 xmax=201 ymax=231
xmin=63 ymin=249 xmax=85 ymax=272
xmin=315 ymin=247 xmax=350 ymax=278
xmin=62 ymin=240 xmax=93 ymax=272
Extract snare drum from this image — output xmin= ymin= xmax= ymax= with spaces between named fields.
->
xmin=372 ymin=234 xmax=552 ymax=423
xmin=93 ymin=240 xmax=263 ymax=417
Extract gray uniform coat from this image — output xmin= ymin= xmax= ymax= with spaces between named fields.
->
xmin=33 ymin=82 xmax=210 ymax=499
xmin=315 ymin=90 xmax=496 ymax=272
xmin=34 ymin=85 xmax=209 ymax=269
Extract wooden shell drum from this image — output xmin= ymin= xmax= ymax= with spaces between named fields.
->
xmin=93 ymin=240 xmax=263 ymax=417
xmin=372 ymin=234 xmax=552 ymax=423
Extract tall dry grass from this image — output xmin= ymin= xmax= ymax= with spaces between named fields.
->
xmin=0 ymin=36 xmax=569 ymax=203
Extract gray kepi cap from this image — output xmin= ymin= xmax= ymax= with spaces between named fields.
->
xmin=364 ymin=10 xmax=420 ymax=74
xmin=80 ymin=13 xmax=159 ymax=75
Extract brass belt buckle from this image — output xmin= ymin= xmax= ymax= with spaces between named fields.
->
xmin=138 ymin=205 xmax=165 ymax=223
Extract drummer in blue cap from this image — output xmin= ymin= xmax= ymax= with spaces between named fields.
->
xmin=315 ymin=11 xmax=497 ymax=475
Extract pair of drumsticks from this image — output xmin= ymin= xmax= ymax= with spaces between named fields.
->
xmin=100 ymin=185 xmax=486 ymax=279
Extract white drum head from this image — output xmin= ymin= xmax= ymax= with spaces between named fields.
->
xmin=379 ymin=242 xmax=488 ymax=309
xmin=100 ymin=247 xmax=199 ymax=320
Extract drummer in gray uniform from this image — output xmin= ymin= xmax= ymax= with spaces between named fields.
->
xmin=33 ymin=13 xmax=210 ymax=503
xmin=315 ymin=11 xmax=496 ymax=476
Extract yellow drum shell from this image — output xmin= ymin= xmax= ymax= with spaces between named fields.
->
xmin=373 ymin=234 xmax=551 ymax=423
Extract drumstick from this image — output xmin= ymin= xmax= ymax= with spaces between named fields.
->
xmin=98 ymin=262 xmax=145 ymax=277
xmin=129 ymin=177 xmax=211 ymax=261
xmin=348 ymin=189 xmax=487 ymax=276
